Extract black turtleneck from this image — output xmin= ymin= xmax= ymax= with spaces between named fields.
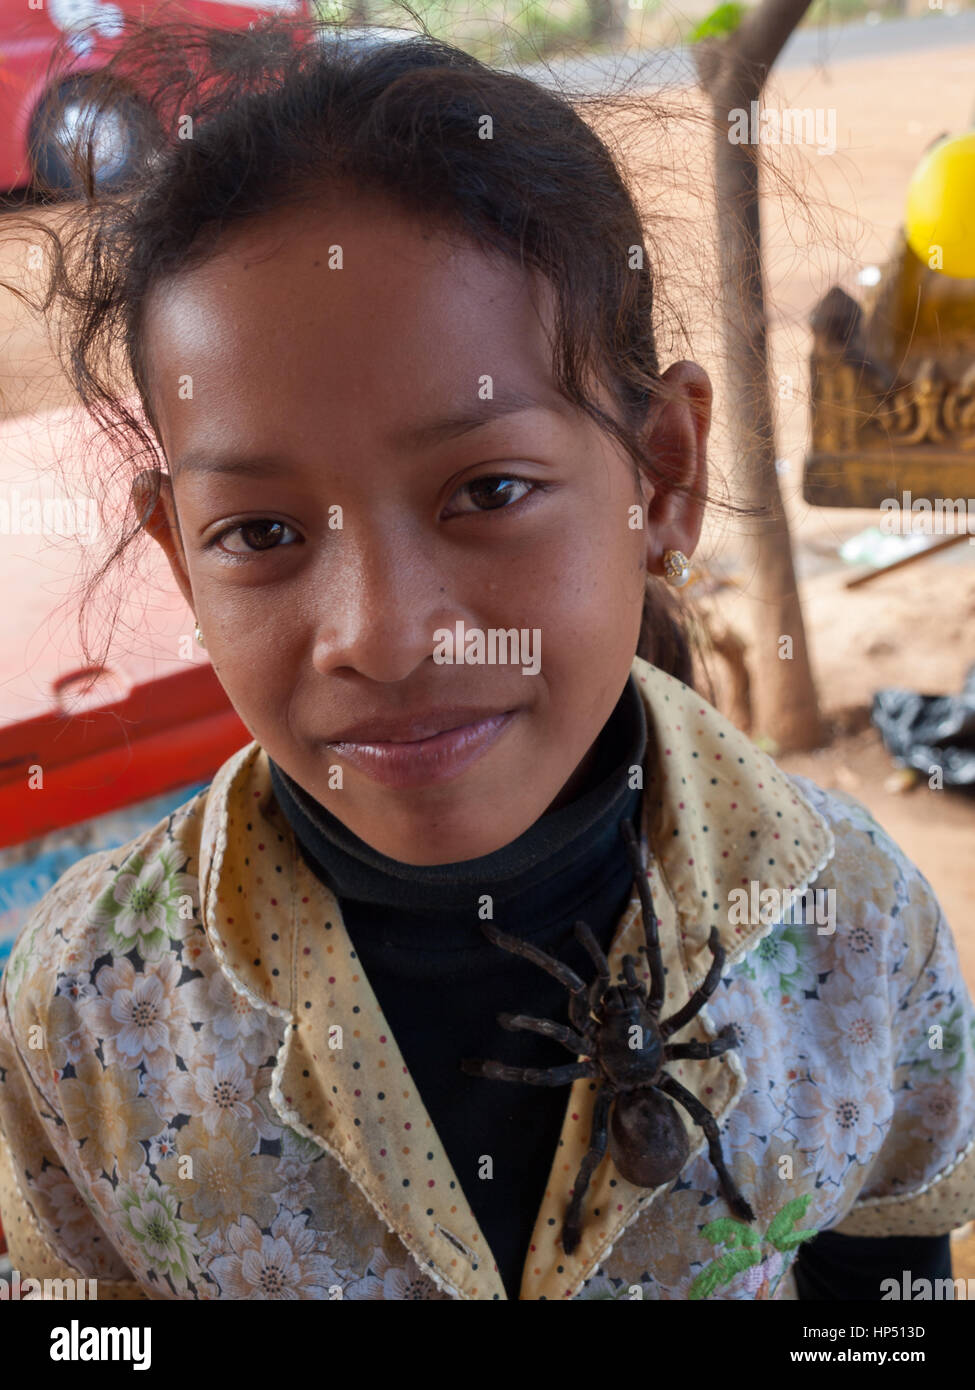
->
xmin=269 ymin=674 xmax=646 ymax=1296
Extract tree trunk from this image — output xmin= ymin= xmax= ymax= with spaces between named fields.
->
xmin=588 ymin=0 xmax=629 ymax=47
xmin=695 ymin=0 xmax=824 ymax=752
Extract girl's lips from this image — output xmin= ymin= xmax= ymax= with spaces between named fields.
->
xmin=326 ymin=710 xmax=518 ymax=789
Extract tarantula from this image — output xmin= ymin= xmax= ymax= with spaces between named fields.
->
xmin=461 ymin=816 xmax=755 ymax=1256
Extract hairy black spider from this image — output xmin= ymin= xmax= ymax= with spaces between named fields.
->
xmin=461 ymin=815 xmax=755 ymax=1256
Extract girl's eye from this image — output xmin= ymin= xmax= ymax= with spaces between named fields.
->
xmin=214 ymin=520 xmax=300 ymax=554
xmin=444 ymin=476 xmax=536 ymax=516
xmin=208 ymin=480 xmax=539 ymax=553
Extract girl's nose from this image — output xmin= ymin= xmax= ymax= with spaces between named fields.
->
xmin=308 ymin=526 xmax=459 ymax=683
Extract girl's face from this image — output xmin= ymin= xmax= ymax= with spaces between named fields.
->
xmin=141 ymin=190 xmax=709 ymax=864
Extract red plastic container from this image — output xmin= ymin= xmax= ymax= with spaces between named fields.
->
xmin=0 ymin=401 xmax=250 ymax=850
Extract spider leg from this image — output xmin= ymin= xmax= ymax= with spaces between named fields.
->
xmin=460 ymin=1058 xmax=596 ymax=1087
xmin=497 ymin=1013 xmax=589 ymax=1056
xmin=660 ymin=926 xmax=726 ymax=1039
xmin=664 ymin=1024 xmax=737 ymax=1062
xmin=620 ymin=817 xmax=665 ymax=1015
xmin=562 ymin=1085 xmax=614 ymax=1256
xmin=657 ymin=1072 xmax=755 ymax=1223
xmin=574 ymin=920 xmax=610 ymax=1006
xmin=574 ymin=919 xmax=610 ymax=982
xmin=478 ymin=921 xmax=588 ymax=998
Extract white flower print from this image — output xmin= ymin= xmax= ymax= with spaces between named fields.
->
xmin=32 ymin=1165 xmax=99 ymax=1258
xmin=777 ymin=993 xmax=805 ymax=1031
xmin=851 ymin=900 xmax=911 ymax=988
xmin=340 ymin=1272 xmax=385 ymax=1298
xmin=55 ymin=1027 xmax=90 ymax=1069
xmin=140 ymin=1073 xmax=182 ymax=1123
xmin=903 ymin=1079 xmax=960 ymax=1139
xmin=811 ymin=972 xmax=891 ymax=1081
xmin=149 ymin=1129 xmax=180 ymax=1165
xmin=703 ymin=974 xmax=778 ymax=1076
xmin=749 ymin=923 xmax=820 ymax=999
xmin=169 ymin=1055 xmax=256 ymax=1135
xmin=720 ymin=1082 xmax=788 ymax=1153
xmin=845 ymin=901 xmax=884 ymax=960
xmin=182 ymin=969 xmax=282 ymax=1067
xmin=575 ymin=1274 xmax=648 ymax=1300
xmin=208 ymin=1211 xmax=339 ymax=1299
xmin=344 ymin=1247 xmax=451 ymax=1300
xmin=83 ymin=957 xmax=191 ymax=1078
xmin=57 ymin=974 xmax=95 ymax=1003
xmin=61 ymin=919 xmax=104 ymax=977
xmin=272 ymin=1156 xmax=315 ymax=1212
xmin=789 ymin=1072 xmax=891 ymax=1187
xmin=113 ymin=859 xmax=170 ymax=935
xmin=84 ymin=1175 xmax=161 ymax=1280
xmin=38 ymin=1171 xmax=133 ymax=1282
xmin=753 ymin=930 xmax=799 ymax=981
xmin=90 ymin=851 xmax=198 ymax=960
xmin=117 ymin=1173 xmax=202 ymax=1292
xmin=898 ymin=999 xmax=974 ymax=1076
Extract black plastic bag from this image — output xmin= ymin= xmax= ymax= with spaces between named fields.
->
xmin=871 ymin=664 xmax=975 ymax=790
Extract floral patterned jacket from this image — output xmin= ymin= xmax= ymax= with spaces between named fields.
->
xmin=1 ymin=657 xmax=974 ymax=1301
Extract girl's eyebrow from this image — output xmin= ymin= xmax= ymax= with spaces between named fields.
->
xmin=173 ymin=389 xmax=570 ymax=477
xmin=390 ymin=388 xmax=570 ymax=450
xmin=172 ymin=451 xmax=292 ymax=479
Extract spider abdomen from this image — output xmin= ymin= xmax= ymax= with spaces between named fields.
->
xmin=609 ymin=1087 xmax=690 ymax=1188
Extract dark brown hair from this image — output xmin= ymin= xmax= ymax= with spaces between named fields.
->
xmin=7 ymin=10 xmax=705 ymax=685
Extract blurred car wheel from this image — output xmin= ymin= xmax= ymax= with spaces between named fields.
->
xmin=27 ymin=74 xmax=162 ymax=198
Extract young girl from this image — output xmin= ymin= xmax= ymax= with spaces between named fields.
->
xmin=1 ymin=17 xmax=973 ymax=1302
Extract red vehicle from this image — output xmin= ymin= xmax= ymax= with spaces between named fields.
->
xmin=0 ymin=0 xmax=315 ymax=194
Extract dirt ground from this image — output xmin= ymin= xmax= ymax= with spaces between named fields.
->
xmin=1 ymin=28 xmax=974 ymax=1270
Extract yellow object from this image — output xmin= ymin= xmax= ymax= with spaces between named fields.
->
xmin=905 ymin=131 xmax=975 ymax=279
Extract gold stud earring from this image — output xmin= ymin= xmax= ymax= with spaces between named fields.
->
xmin=662 ymin=549 xmax=691 ymax=588
xmin=194 ymin=620 xmax=206 ymax=647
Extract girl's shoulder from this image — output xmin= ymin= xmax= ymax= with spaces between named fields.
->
xmin=1 ymin=779 xmax=212 ymax=1017
xmin=788 ymin=768 xmax=918 ymax=849
xmin=714 ymin=771 xmax=975 ymax=1247
xmin=787 ymin=771 xmax=944 ymax=924
xmin=780 ymin=770 xmax=948 ymax=988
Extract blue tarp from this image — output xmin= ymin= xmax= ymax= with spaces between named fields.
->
xmin=0 ymin=783 xmax=209 ymax=967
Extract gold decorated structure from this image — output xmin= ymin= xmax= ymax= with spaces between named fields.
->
xmin=804 ymin=231 xmax=975 ymax=509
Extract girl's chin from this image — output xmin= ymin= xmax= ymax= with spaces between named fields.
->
xmin=341 ymin=798 xmax=547 ymax=866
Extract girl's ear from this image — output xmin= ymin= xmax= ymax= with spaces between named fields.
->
xmin=131 ymin=470 xmax=195 ymax=612
xmin=638 ymin=360 xmax=711 ymax=577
